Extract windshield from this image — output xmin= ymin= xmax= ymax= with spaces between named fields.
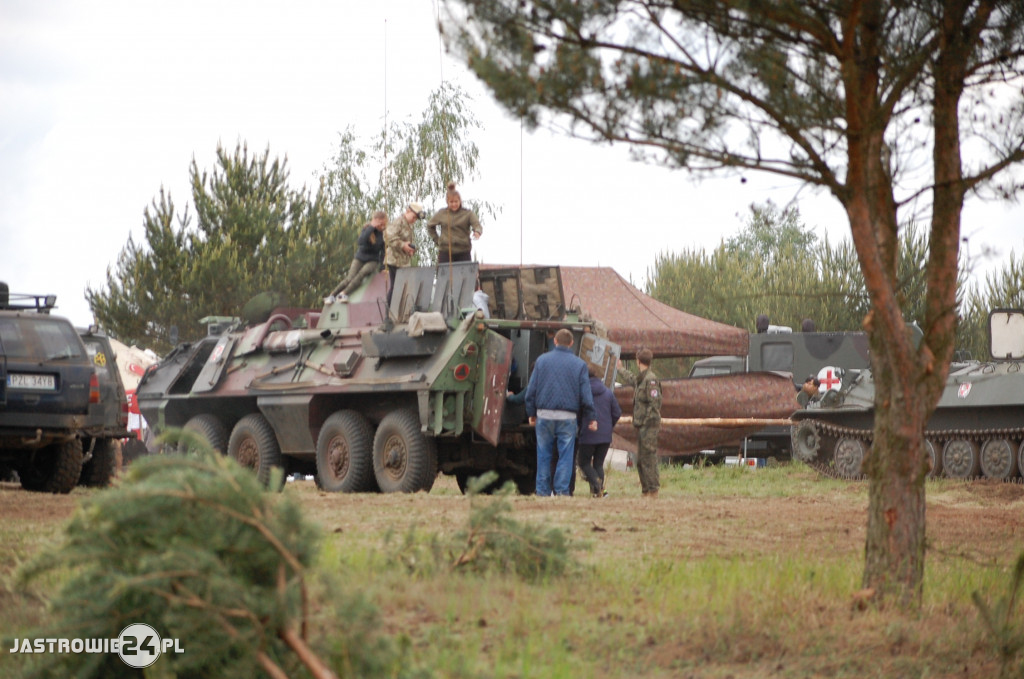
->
xmin=0 ymin=316 xmax=87 ymax=361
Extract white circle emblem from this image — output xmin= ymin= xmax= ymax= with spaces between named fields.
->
xmin=117 ymin=623 xmax=162 ymax=668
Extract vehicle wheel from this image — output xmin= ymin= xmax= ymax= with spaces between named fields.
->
xmin=228 ymin=413 xmax=284 ymax=489
xmin=833 ymin=437 xmax=866 ymax=479
xmin=79 ymin=438 xmax=120 ymax=487
xmin=182 ymin=414 xmax=229 ymax=455
xmin=942 ymin=439 xmax=980 ymax=479
xmin=980 ymin=438 xmax=1019 ymax=480
xmin=924 ymin=439 xmax=942 ymax=478
xmin=372 ymin=409 xmax=437 ymax=493
xmin=315 ymin=410 xmax=376 ymax=492
xmin=20 ymin=439 xmax=84 ymax=494
xmin=791 ymin=421 xmax=821 ymax=464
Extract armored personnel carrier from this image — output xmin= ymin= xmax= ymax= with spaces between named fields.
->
xmin=135 ymin=263 xmax=619 ymax=493
xmin=791 ymin=309 xmax=1024 ymax=480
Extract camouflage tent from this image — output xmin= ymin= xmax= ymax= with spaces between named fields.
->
xmin=558 ymin=266 xmax=748 ymax=358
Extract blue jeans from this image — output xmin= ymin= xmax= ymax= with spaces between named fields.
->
xmin=535 ymin=418 xmax=577 ymax=496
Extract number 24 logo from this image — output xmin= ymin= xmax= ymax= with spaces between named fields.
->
xmin=122 ymin=635 xmax=156 ymax=655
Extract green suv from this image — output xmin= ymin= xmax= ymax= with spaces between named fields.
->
xmin=0 ymin=284 xmax=96 ymax=492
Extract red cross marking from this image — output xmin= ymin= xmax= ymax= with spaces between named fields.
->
xmin=820 ymin=369 xmax=841 ymax=390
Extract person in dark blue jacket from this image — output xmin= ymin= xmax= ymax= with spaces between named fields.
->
xmin=329 ymin=211 xmax=386 ymax=301
xmin=578 ymin=365 xmax=622 ymax=497
xmin=524 ymin=328 xmax=597 ymax=496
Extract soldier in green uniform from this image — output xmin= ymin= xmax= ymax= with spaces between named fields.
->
xmin=625 ymin=348 xmax=662 ymax=497
xmin=384 ymin=202 xmax=425 ymax=306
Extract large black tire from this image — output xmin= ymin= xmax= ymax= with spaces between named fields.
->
xmin=182 ymin=414 xmax=229 ymax=455
xmin=372 ymin=409 xmax=437 ymax=493
xmin=315 ymin=410 xmax=376 ymax=493
xmin=79 ymin=438 xmax=120 ymax=487
xmin=20 ymin=439 xmax=84 ymax=494
xmin=228 ymin=413 xmax=284 ymax=489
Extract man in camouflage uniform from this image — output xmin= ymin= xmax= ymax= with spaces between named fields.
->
xmin=629 ymin=348 xmax=662 ymax=497
xmin=384 ymin=202 xmax=425 ymax=306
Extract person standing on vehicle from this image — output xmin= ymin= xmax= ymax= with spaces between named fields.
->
xmin=427 ymin=182 xmax=482 ymax=263
xmin=621 ymin=348 xmax=662 ymax=497
xmin=524 ymin=328 xmax=597 ymax=496
xmin=384 ymin=202 xmax=425 ymax=306
xmin=578 ymin=364 xmax=621 ymax=498
xmin=329 ymin=211 xmax=387 ymax=302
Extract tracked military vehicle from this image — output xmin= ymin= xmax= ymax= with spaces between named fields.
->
xmin=792 ymin=309 xmax=1024 ymax=480
xmin=684 ymin=327 xmax=875 ymax=460
xmin=135 ymin=263 xmax=619 ymax=493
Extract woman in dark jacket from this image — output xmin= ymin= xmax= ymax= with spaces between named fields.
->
xmin=578 ymin=366 xmax=622 ymax=497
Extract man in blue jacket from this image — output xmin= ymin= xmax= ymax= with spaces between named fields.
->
xmin=525 ymin=328 xmax=597 ymax=496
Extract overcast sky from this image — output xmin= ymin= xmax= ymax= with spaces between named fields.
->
xmin=2 ymin=0 xmax=1020 ymax=331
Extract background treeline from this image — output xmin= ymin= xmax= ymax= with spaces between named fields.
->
xmin=86 ymin=93 xmax=1022 ymax=361
xmin=87 ymin=85 xmax=494 ymax=355
xmin=645 ymin=202 xmax=1024 ymax=375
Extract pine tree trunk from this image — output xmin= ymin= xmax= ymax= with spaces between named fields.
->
xmin=861 ymin=349 xmax=928 ymax=609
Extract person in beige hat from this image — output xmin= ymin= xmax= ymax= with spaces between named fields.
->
xmin=384 ymin=202 xmax=425 ymax=306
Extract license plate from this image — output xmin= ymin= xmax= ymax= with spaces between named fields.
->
xmin=8 ymin=373 xmax=56 ymax=390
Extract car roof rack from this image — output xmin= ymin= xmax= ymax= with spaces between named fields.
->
xmin=0 ymin=282 xmax=57 ymax=313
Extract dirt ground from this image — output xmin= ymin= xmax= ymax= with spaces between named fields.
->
xmin=3 ymin=469 xmax=1023 ymax=679
xmin=4 ymin=471 xmax=1020 ymax=568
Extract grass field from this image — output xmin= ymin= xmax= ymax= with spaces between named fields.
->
xmin=1 ymin=461 xmax=1022 ymax=678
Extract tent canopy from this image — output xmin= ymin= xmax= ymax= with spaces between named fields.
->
xmin=558 ymin=266 xmax=748 ymax=358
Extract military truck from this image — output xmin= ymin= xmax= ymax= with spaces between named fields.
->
xmin=686 ymin=326 xmax=875 ymax=459
xmin=77 ymin=328 xmax=133 ymax=486
xmin=135 ymin=263 xmax=619 ymax=493
xmin=0 ymin=284 xmax=97 ymax=492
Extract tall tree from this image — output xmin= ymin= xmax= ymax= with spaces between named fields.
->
xmin=87 ymin=143 xmax=355 ymax=354
xmin=959 ymin=252 xmax=1024 ymax=358
xmin=725 ymin=201 xmax=818 ymax=266
xmin=647 ymin=204 xmax=939 ymax=336
xmin=321 ymin=83 xmax=499 ymax=261
xmin=442 ymin=1 xmax=1024 ymax=608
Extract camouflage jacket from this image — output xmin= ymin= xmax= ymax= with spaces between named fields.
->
xmin=385 ymin=216 xmax=416 ymax=267
xmin=631 ymin=368 xmax=662 ymax=429
xmin=427 ymin=207 xmax=481 ymax=256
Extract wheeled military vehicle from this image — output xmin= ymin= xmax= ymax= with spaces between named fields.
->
xmin=77 ymin=328 xmax=133 ymax=486
xmin=0 ymin=284 xmax=97 ymax=492
xmin=135 ymin=263 xmax=619 ymax=493
xmin=792 ymin=308 xmax=1024 ymax=480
